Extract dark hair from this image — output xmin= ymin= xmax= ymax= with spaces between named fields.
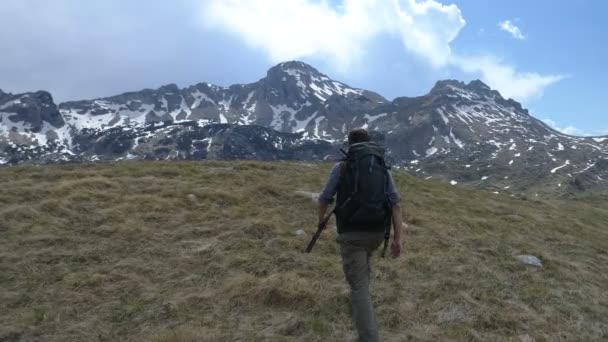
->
xmin=348 ymin=128 xmax=370 ymax=145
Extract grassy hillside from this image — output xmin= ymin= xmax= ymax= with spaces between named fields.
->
xmin=1 ymin=161 xmax=607 ymax=341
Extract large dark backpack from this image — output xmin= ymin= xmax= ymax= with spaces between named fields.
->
xmin=335 ymin=141 xmax=391 ymax=234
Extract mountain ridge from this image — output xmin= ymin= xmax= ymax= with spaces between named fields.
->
xmin=1 ymin=61 xmax=607 ymax=196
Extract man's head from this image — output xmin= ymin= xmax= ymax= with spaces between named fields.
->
xmin=348 ymin=128 xmax=370 ymax=145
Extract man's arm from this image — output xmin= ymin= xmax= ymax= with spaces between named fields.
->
xmin=390 ymin=204 xmax=402 ymax=257
xmin=317 ymin=163 xmax=341 ymax=227
xmin=386 ymin=171 xmax=402 ymax=258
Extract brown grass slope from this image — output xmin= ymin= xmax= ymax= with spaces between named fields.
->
xmin=0 ymin=161 xmax=607 ymax=341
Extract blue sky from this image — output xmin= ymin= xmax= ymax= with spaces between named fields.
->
xmin=0 ymin=0 xmax=606 ymax=136
xmin=448 ymin=0 xmax=608 ymax=136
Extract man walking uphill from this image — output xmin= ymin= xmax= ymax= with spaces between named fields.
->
xmin=318 ymin=128 xmax=402 ymax=342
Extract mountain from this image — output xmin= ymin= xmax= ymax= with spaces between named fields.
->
xmin=1 ymin=61 xmax=607 ymax=196
xmin=378 ymin=79 xmax=608 ymax=196
xmin=57 ymin=61 xmax=386 ymax=139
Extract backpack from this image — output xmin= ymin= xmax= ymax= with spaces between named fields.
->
xmin=335 ymin=141 xmax=391 ymax=233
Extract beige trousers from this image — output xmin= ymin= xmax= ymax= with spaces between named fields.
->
xmin=337 ymin=234 xmax=383 ymax=342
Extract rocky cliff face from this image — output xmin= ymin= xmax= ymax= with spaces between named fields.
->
xmin=1 ymin=62 xmax=607 ymax=196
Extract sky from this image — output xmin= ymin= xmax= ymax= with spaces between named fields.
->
xmin=0 ymin=0 xmax=606 ymax=136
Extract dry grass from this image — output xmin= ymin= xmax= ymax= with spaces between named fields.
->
xmin=0 ymin=160 xmax=607 ymax=341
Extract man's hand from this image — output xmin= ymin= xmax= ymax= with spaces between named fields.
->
xmin=318 ymin=202 xmax=329 ymax=225
xmin=390 ymin=239 xmax=401 ymax=258
xmin=390 ymin=205 xmax=403 ymax=258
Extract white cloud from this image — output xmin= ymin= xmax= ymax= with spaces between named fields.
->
xmin=0 ymin=0 xmax=210 ymax=101
xmin=561 ymin=126 xmax=585 ymax=135
xmin=201 ymin=0 xmax=561 ymax=102
xmin=498 ymin=20 xmax=525 ymax=40
xmin=542 ymin=119 xmax=590 ymax=136
xmin=543 ymin=119 xmax=608 ymax=137
xmin=452 ymin=55 xmax=566 ymax=102
xmin=201 ymin=0 xmax=465 ymax=69
xmin=0 ymin=0 xmax=567 ymax=106
xmin=393 ymin=0 xmax=465 ymax=67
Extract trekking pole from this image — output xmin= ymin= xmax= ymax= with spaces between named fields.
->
xmin=380 ymin=231 xmax=390 ymax=258
xmin=305 ymin=208 xmax=335 ymax=253
xmin=380 ymin=219 xmax=392 ymax=258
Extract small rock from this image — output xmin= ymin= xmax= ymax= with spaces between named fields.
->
xmin=187 ymin=194 xmax=197 ymax=202
xmin=194 ymin=243 xmax=213 ymax=253
xmin=517 ymin=255 xmax=543 ymax=267
xmin=436 ymin=306 xmax=466 ymax=323
xmin=295 ymin=229 xmax=306 ymax=236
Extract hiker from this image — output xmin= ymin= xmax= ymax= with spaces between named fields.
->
xmin=318 ymin=128 xmax=402 ymax=342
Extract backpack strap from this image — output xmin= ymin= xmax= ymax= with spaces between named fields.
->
xmin=338 ymin=160 xmax=347 ymax=180
xmin=336 ymin=160 xmax=356 ymax=213
xmin=338 ymin=158 xmax=359 ymax=195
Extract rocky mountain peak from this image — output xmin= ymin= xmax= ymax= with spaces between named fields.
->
xmin=430 ymin=79 xmax=467 ymax=93
xmin=158 ymin=83 xmax=180 ymax=93
xmin=29 ymin=90 xmax=56 ymax=105
xmin=271 ymin=61 xmax=322 ymax=76
xmin=431 ymin=79 xmax=495 ymax=97
xmin=429 ymin=79 xmax=527 ymax=114
xmin=0 ymin=90 xmax=64 ymax=134
xmin=260 ymin=60 xmax=370 ymax=108
xmin=466 ymin=79 xmax=491 ymax=91
xmin=265 ymin=60 xmax=329 ymax=87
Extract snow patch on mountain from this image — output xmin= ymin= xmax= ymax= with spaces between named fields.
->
xmin=449 ymin=128 xmax=464 ymax=148
xmin=191 ymin=90 xmax=216 ymax=107
xmin=575 ymin=162 xmax=596 ymax=174
xmin=270 ymin=105 xmax=299 ymax=130
xmin=364 ymin=113 xmax=387 ymax=123
xmin=294 ymin=112 xmax=317 ymax=133
xmin=312 ymin=116 xmax=326 ymax=139
xmin=218 ymin=96 xmax=234 ymax=112
xmin=437 ymin=108 xmax=449 ymax=124
xmin=551 ymin=160 xmax=570 ymax=174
